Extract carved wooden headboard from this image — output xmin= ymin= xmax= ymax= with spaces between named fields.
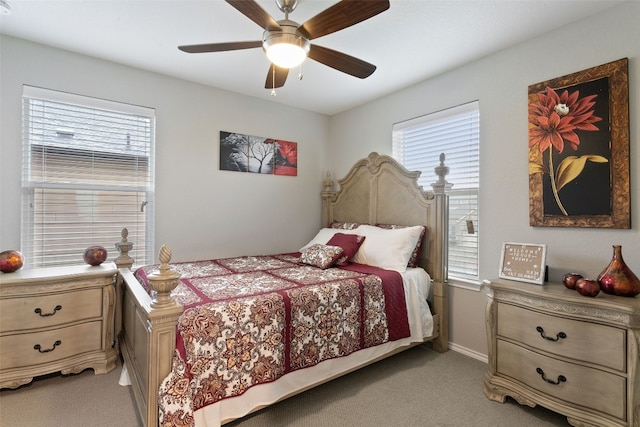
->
xmin=321 ymin=152 xmax=451 ymax=351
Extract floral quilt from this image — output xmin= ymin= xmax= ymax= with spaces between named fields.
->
xmin=135 ymin=254 xmax=410 ymax=427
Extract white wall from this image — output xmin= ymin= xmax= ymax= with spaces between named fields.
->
xmin=0 ymin=36 xmax=330 ymax=263
xmin=328 ymin=2 xmax=640 ymax=358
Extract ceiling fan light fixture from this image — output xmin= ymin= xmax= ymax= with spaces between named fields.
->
xmin=263 ymin=28 xmax=309 ymax=69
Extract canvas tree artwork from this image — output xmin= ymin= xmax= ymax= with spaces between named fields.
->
xmin=219 ymin=131 xmax=298 ymax=176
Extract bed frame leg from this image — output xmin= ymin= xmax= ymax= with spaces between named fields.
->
xmin=431 ymin=280 xmax=449 ymax=353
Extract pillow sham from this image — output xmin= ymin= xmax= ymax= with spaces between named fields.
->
xmin=376 ymin=224 xmax=426 ymax=268
xmin=326 ymin=233 xmax=366 ymax=266
xmin=350 ymin=225 xmax=424 ymax=273
xmin=329 ymin=221 xmax=361 ymax=230
xmin=300 ymin=244 xmax=344 ymax=269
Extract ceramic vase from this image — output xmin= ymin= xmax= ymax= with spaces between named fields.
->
xmin=597 ymin=245 xmax=640 ymax=297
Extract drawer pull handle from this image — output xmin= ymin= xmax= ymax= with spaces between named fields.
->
xmin=536 ymin=326 xmax=566 ymax=341
xmin=33 ymin=340 xmax=62 ymax=353
xmin=34 ymin=305 xmax=62 ymax=317
xmin=536 ymin=368 xmax=566 ymax=385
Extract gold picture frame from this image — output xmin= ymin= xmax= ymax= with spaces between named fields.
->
xmin=499 ymin=242 xmax=547 ymax=285
xmin=528 ymin=58 xmax=630 ymax=228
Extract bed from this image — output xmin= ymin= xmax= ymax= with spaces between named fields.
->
xmin=114 ymin=152 xmax=452 ymax=427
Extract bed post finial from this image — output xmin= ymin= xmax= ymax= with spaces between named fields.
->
xmin=321 ymin=171 xmax=336 ymax=228
xmin=148 ymin=245 xmax=181 ymax=308
xmin=114 ymin=228 xmax=134 ymax=269
xmin=431 ymin=153 xmax=453 ymax=194
xmin=323 ymin=171 xmax=333 ymax=193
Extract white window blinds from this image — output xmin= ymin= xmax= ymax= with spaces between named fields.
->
xmin=22 ymin=86 xmax=155 ymax=268
xmin=393 ymin=101 xmax=480 ymax=280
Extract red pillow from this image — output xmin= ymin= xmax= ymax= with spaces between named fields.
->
xmin=326 ymin=233 xmax=366 ymax=266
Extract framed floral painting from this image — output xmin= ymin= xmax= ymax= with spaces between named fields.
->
xmin=528 ymin=58 xmax=630 ymax=228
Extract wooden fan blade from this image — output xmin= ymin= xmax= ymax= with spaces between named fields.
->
xmin=226 ymin=0 xmax=282 ymax=31
xmin=308 ymin=44 xmax=376 ymax=79
xmin=265 ymin=65 xmax=289 ymax=89
xmin=298 ymin=0 xmax=389 ymax=40
xmin=178 ymin=41 xmax=262 ymax=53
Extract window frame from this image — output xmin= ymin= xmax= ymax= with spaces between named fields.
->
xmin=392 ymin=101 xmax=480 ymax=283
xmin=21 ymin=86 xmax=155 ymax=268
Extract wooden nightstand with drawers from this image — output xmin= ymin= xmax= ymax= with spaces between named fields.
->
xmin=0 ymin=263 xmax=118 ymax=389
xmin=484 ymin=278 xmax=640 ymax=427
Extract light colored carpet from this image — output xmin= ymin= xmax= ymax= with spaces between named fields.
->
xmin=0 ymin=358 xmax=140 ymax=427
xmin=227 ymin=344 xmax=568 ymax=427
xmin=0 ymin=345 xmax=569 ymax=426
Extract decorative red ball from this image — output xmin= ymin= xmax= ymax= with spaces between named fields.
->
xmin=0 ymin=250 xmax=24 ymax=273
xmin=84 ymin=246 xmax=108 ymax=266
xmin=575 ymin=278 xmax=600 ymax=297
xmin=562 ymin=273 xmax=583 ymax=290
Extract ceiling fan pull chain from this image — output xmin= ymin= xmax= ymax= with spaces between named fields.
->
xmin=297 ymin=34 xmax=303 ymax=81
xmin=271 ymin=63 xmax=277 ymax=96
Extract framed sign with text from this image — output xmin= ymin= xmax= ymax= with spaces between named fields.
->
xmin=499 ymin=242 xmax=547 ymax=285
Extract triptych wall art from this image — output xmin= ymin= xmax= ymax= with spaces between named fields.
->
xmin=528 ymin=58 xmax=630 ymax=228
xmin=219 ymin=131 xmax=298 ymax=176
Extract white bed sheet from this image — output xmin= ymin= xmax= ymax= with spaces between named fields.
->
xmin=193 ymin=267 xmax=434 ymax=427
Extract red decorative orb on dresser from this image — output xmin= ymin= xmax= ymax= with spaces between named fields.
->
xmin=562 ymin=273 xmax=583 ymax=290
xmin=83 ymin=246 xmax=108 ymax=266
xmin=0 ymin=250 xmax=24 ymax=273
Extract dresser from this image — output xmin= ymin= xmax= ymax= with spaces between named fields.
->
xmin=484 ymin=278 xmax=640 ymax=427
xmin=0 ymin=263 xmax=118 ymax=389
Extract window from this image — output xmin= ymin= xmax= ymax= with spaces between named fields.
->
xmin=393 ymin=101 xmax=480 ymax=281
xmin=22 ymin=86 xmax=155 ymax=268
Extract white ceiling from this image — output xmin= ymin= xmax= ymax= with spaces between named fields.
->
xmin=0 ymin=0 xmax=626 ymax=115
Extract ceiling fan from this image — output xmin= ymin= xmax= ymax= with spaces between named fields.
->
xmin=178 ymin=0 xmax=390 ymax=91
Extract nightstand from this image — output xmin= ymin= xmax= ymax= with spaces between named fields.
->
xmin=0 ymin=263 xmax=118 ymax=389
xmin=484 ymin=278 xmax=640 ymax=427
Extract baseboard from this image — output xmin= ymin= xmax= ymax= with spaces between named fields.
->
xmin=448 ymin=342 xmax=488 ymax=363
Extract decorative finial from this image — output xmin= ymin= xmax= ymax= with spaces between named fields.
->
xmin=158 ymin=244 xmax=172 ymax=272
xmin=114 ymin=227 xmax=134 ymax=268
xmin=431 ymin=153 xmax=453 ymax=195
xmin=148 ymin=244 xmax=180 ymax=308
xmin=322 ymin=171 xmax=333 ymax=193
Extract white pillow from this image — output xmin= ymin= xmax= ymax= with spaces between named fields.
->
xmin=350 ymin=224 xmax=423 ymax=273
xmin=299 ymin=227 xmax=362 ymax=252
